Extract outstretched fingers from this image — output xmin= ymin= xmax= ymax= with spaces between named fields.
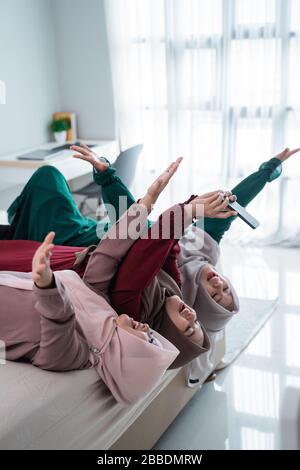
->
xmin=72 ymin=153 xmax=86 ymax=160
xmin=70 ymin=144 xmax=91 ymax=156
xmin=288 ymin=148 xmax=300 ymax=157
xmin=79 ymin=143 xmax=92 ymax=151
xmin=211 ymin=195 xmax=228 ymax=209
xmin=165 ymin=157 xmax=183 ymax=177
xmin=142 ymin=157 xmax=183 ymax=208
xmin=200 ymin=190 xmax=223 ymax=200
xmin=157 ymin=157 xmax=183 ymax=186
xmin=43 ymin=231 xmax=55 ymax=246
xmin=38 ymin=232 xmax=55 ymax=261
xmin=216 ymin=210 xmax=237 ymax=219
xmin=32 ymin=232 xmax=55 ymax=287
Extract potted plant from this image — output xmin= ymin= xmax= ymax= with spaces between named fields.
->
xmin=50 ymin=118 xmax=70 ymax=143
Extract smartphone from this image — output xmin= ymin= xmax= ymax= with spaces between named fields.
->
xmin=228 ymin=200 xmax=260 ymax=230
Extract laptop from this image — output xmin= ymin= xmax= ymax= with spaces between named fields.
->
xmin=17 ymin=143 xmax=97 ymax=161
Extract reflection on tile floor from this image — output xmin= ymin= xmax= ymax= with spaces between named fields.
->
xmin=155 ymin=244 xmax=300 ymax=450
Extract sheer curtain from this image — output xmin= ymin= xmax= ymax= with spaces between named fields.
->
xmin=104 ymin=0 xmax=300 ymax=242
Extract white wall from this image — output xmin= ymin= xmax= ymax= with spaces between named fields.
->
xmin=0 ymin=0 xmax=61 ymax=156
xmin=52 ymin=0 xmax=116 ymax=140
xmin=0 ymin=0 xmax=116 ymax=158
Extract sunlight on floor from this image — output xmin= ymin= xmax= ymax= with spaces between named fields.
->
xmin=155 ymin=244 xmax=300 ymax=450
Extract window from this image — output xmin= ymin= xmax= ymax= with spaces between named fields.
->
xmin=106 ymin=0 xmax=300 ymax=216
xmin=235 ymin=0 xmax=276 ymax=26
xmin=229 ymin=39 xmax=279 ymax=106
xmin=182 ymin=48 xmax=217 ymax=108
xmin=291 ymin=0 xmax=300 ymax=33
xmin=288 ymin=38 xmax=300 ymax=105
xmin=180 ymin=0 xmax=223 ymax=37
xmin=234 ymin=118 xmax=272 ymax=175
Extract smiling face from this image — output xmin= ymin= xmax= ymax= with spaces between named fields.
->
xmin=165 ymin=295 xmax=204 ymax=345
xmin=115 ymin=314 xmax=151 ymax=341
xmin=200 ymin=264 xmax=234 ymax=311
xmin=115 ymin=314 xmax=156 ymax=343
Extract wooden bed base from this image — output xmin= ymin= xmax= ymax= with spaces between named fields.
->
xmin=111 ymin=368 xmax=198 ymax=450
xmin=111 ymin=334 xmax=225 ymax=450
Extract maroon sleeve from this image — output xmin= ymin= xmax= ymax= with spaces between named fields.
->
xmin=83 ymin=203 xmax=149 ymax=299
xmin=0 ymin=240 xmax=83 ymax=273
xmin=111 ymin=202 xmax=195 ymax=320
xmin=161 ymin=242 xmax=181 ymax=287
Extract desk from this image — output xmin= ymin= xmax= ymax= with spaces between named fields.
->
xmin=0 ymin=210 xmax=8 ymax=224
xmin=0 ymin=140 xmax=119 ymax=186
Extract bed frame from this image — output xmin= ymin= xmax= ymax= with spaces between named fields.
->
xmin=110 ymin=334 xmax=225 ymax=450
xmin=280 ymin=387 xmax=300 ymax=450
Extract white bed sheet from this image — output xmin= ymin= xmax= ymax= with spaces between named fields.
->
xmin=0 ymin=334 xmax=222 ymax=450
xmin=0 ymin=361 xmax=181 ymax=450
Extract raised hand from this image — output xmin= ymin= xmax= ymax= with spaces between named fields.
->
xmin=140 ymin=158 xmax=183 ymax=211
xmin=275 ymin=147 xmax=300 ymax=162
xmin=190 ymin=190 xmax=237 ymax=219
xmin=71 ymin=143 xmax=109 ymax=172
xmin=32 ymin=232 xmax=55 ymax=288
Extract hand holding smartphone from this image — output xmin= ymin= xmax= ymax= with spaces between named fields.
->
xmin=227 ymin=199 xmax=260 ymax=229
xmin=220 ymin=192 xmax=260 ymax=229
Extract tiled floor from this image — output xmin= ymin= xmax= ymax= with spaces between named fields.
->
xmin=155 ymin=243 xmax=300 ymax=450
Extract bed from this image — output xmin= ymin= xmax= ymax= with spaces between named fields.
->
xmin=0 ymin=331 xmax=225 ymax=450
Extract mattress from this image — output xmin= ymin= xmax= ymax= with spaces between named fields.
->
xmin=0 ymin=361 xmax=178 ymax=450
xmin=0 ymin=333 xmax=222 ymax=450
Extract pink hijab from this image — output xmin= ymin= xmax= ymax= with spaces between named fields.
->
xmin=0 ymin=270 xmax=179 ymax=405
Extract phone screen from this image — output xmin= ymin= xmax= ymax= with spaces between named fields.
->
xmin=228 ymin=200 xmax=260 ymax=229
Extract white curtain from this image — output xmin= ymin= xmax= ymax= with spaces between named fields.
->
xmin=105 ymin=0 xmax=300 ymax=242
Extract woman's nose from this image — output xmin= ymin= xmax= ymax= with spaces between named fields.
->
xmin=216 ymin=283 xmax=223 ymax=296
xmin=212 ymin=277 xmax=222 ymax=288
xmin=183 ymin=309 xmax=195 ymax=321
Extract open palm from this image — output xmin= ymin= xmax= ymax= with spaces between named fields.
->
xmin=71 ymin=143 xmax=109 ymax=172
xmin=32 ymin=232 xmax=55 ymax=288
xmin=145 ymin=158 xmax=183 ymax=204
xmin=276 ymin=147 xmax=300 ymax=162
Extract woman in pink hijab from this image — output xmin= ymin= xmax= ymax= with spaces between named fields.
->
xmin=0 ymin=163 xmax=181 ymax=405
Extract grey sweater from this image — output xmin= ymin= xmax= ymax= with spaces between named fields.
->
xmin=178 ymin=225 xmax=239 ymax=332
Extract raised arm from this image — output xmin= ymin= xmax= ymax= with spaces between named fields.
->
xmin=82 ymin=158 xmax=183 ymax=298
xmin=31 ymin=233 xmax=90 ymax=371
xmin=111 ymin=192 xmax=236 ymax=319
xmin=83 ymin=202 xmax=149 ymax=299
xmin=71 ymin=143 xmax=136 ymax=222
xmin=200 ymin=147 xmax=300 ymax=244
